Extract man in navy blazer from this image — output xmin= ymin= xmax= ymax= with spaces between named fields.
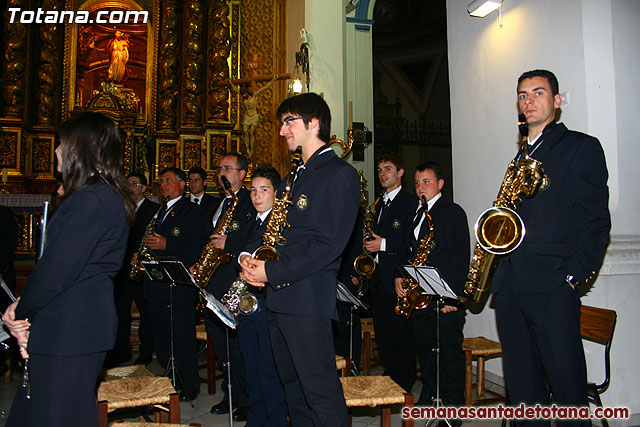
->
xmin=187 ymin=166 xmax=219 ymax=222
xmin=396 ymin=162 xmax=469 ymax=410
xmin=111 ymin=172 xmax=159 ymax=366
xmin=241 ymin=93 xmax=360 ymax=426
xmin=365 ymin=154 xmax=419 ymax=392
xmin=492 ymin=70 xmax=610 ymax=425
xmin=144 ymin=167 xmax=210 ymax=401
xmin=205 ymin=153 xmax=254 ymax=420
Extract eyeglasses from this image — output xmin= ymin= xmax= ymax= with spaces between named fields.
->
xmin=128 ymin=182 xmax=144 ymax=187
xmin=214 ymin=166 xmax=241 ymax=172
xmin=281 ymin=116 xmax=303 ymax=127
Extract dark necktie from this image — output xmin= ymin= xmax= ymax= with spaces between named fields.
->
xmin=377 ymin=198 xmax=390 ymax=224
xmin=156 ymin=203 xmax=168 ymax=228
xmin=409 ymin=210 xmax=423 ymax=254
xmin=253 ymin=217 xmax=263 ymax=232
xmin=193 ymin=197 xmax=200 ymax=205
xmin=214 ymin=197 xmax=232 ymax=227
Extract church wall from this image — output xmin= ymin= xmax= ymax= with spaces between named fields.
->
xmin=447 ymin=0 xmax=640 ymax=412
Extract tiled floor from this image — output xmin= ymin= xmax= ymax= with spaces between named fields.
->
xmin=1 ymin=353 xmax=638 ymax=426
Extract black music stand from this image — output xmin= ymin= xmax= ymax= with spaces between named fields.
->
xmin=336 ymin=280 xmax=369 ymax=376
xmin=401 ymin=265 xmax=463 ymax=427
xmin=0 ymin=278 xmax=15 ymax=348
xmin=142 ymin=258 xmax=237 ymax=422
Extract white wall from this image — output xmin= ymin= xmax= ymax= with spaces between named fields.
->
xmin=446 ymin=0 xmax=640 ymax=413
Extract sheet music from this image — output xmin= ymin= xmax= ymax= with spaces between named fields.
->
xmin=402 ymin=265 xmax=458 ymax=300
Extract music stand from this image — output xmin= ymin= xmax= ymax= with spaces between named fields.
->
xmin=401 ymin=265 xmax=464 ymax=427
xmin=336 ymin=280 xmax=368 ymax=376
xmin=1 ymin=278 xmax=16 ymax=350
xmin=142 ymin=258 xmax=237 ymax=423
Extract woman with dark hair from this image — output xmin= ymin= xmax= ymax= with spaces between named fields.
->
xmin=1 ymin=111 xmax=134 ymax=426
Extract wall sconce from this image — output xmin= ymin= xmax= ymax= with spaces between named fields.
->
xmin=467 ymin=0 xmax=503 ymax=26
xmin=295 ymin=29 xmax=310 ymax=92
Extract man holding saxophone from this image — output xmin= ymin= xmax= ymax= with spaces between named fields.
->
xmin=492 ymin=69 xmax=610 ymax=425
xmin=240 ymin=93 xmax=360 ymax=426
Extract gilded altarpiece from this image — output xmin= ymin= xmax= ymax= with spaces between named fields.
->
xmin=0 ymin=0 xmax=286 ymax=195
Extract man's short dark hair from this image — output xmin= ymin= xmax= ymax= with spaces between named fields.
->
xmin=377 ymin=153 xmax=405 ymax=173
xmin=415 ymin=161 xmax=444 ymax=182
xmin=517 ymin=69 xmax=559 ymax=95
xmin=222 ymin=152 xmax=249 ymax=172
xmin=276 ymin=93 xmax=332 ymax=143
xmin=127 ymin=172 xmax=148 ymax=186
xmin=188 ymin=166 xmax=207 ymax=181
xmin=251 ymin=164 xmax=282 ymax=190
xmin=159 ymin=167 xmax=187 ymax=182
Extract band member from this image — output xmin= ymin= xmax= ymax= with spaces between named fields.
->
xmin=365 ymin=154 xmax=419 ymax=392
xmin=144 ymin=167 xmax=210 ymax=401
xmin=241 ymin=92 xmax=361 ymax=426
xmin=2 ymin=112 xmax=134 ymax=427
xmin=396 ymin=162 xmax=469 ymax=412
xmin=187 ymin=166 xmax=218 ymax=221
xmin=110 ymin=172 xmax=158 ymax=367
xmin=205 ymin=153 xmax=253 ymax=421
xmin=492 ymin=69 xmax=610 ymax=425
xmin=236 ymin=164 xmax=287 ymax=426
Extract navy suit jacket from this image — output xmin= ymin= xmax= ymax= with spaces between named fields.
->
xmin=194 ymin=193 xmax=220 ymax=224
xmin=373 ymin=188 xmax=419 ymax=294
xmin=492 ymin=122 xmax=611 ymax=294
xmin=16 ymin=182 xmax=129 ymax=355
xmin=407 ymin=197 xmax=470 ymax=297
xmin=151 ymin=195 xmax=211 ymax=300
xmin=264 ymin=148 xmax=361 ymax=319
xmin=207 ymin=186 xmax=256 ymax=299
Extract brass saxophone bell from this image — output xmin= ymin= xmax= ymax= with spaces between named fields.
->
xmin=475 ymin=206 xmax=525 ymax=255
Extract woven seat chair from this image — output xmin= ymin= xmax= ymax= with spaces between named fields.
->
xmin=97 ymin=376 xmax=180 ymax=427
xmin=341 ymin=375 xmax=414 ymax=427
xmin=462 ymin=336 xmax=504 ymax=406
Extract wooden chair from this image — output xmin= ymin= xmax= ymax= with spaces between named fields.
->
xmin=195 ymin=323 xmax=223 ymax=394
xmin=341 ymin=375 xmax=414 ymax=427
xmin=580 ymin=305 xmax=617 ymax=427
xmin=336 ymin=355 xmax=352 ymax=377
xmin=360 ymin=317 xmax=377 ymax=375
xmin=97 ymin=375 xmax=180 ymax=426
xmin=462 ymin=336 xmax=505 ymax=406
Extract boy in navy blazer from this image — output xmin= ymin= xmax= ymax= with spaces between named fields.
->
xmin=240 ymin=93 xmax=360 ymax=426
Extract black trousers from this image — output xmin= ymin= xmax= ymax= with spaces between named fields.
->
xmin=113 ymin=273 xmax=154 ymax=361
xmin=206 ymin=310 xmax=248 ymax=407
xmin=147 ymin=284 xmax=200 ymax=394
xmin=237 ymin=310 xmax=286 ymax=426
xmin=370 ymin=275 xmax=416 ymax=392
xmin=413 ymin=306 xmax=466 ymax=406
xmin=268 ymin=311 xmax=348 ymax=427
xmin=7 ymin=352 xmax=105 ymax=427
xmin=496 ymin=277 xmax=590 ymax=427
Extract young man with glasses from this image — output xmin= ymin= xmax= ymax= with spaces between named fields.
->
xmin=241 ymin=93 xmax=360 ymax=426
xmin=109 ymin=173 xmax=159 ymax=367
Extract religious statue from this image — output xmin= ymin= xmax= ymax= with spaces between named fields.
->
xmin=226 ymin=76 xmax=278 ymax=157
xmin=107 ymin=30 xmax=130 ymax=83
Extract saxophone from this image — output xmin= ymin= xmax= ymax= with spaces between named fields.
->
xmin=395 ymin=196 xmax=435 ymax=320
xmin=130 ymin=200 xmax=166 ymax=280
xmin=191 ymin=176 xmax=238 ymax=289
xmin=461 ymin=114 xmax=549 ymax=302
xmin=353 ymin=192 xmax=381 ymax=296
xmin=222 ymin=146 xmax=303 ymax=315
